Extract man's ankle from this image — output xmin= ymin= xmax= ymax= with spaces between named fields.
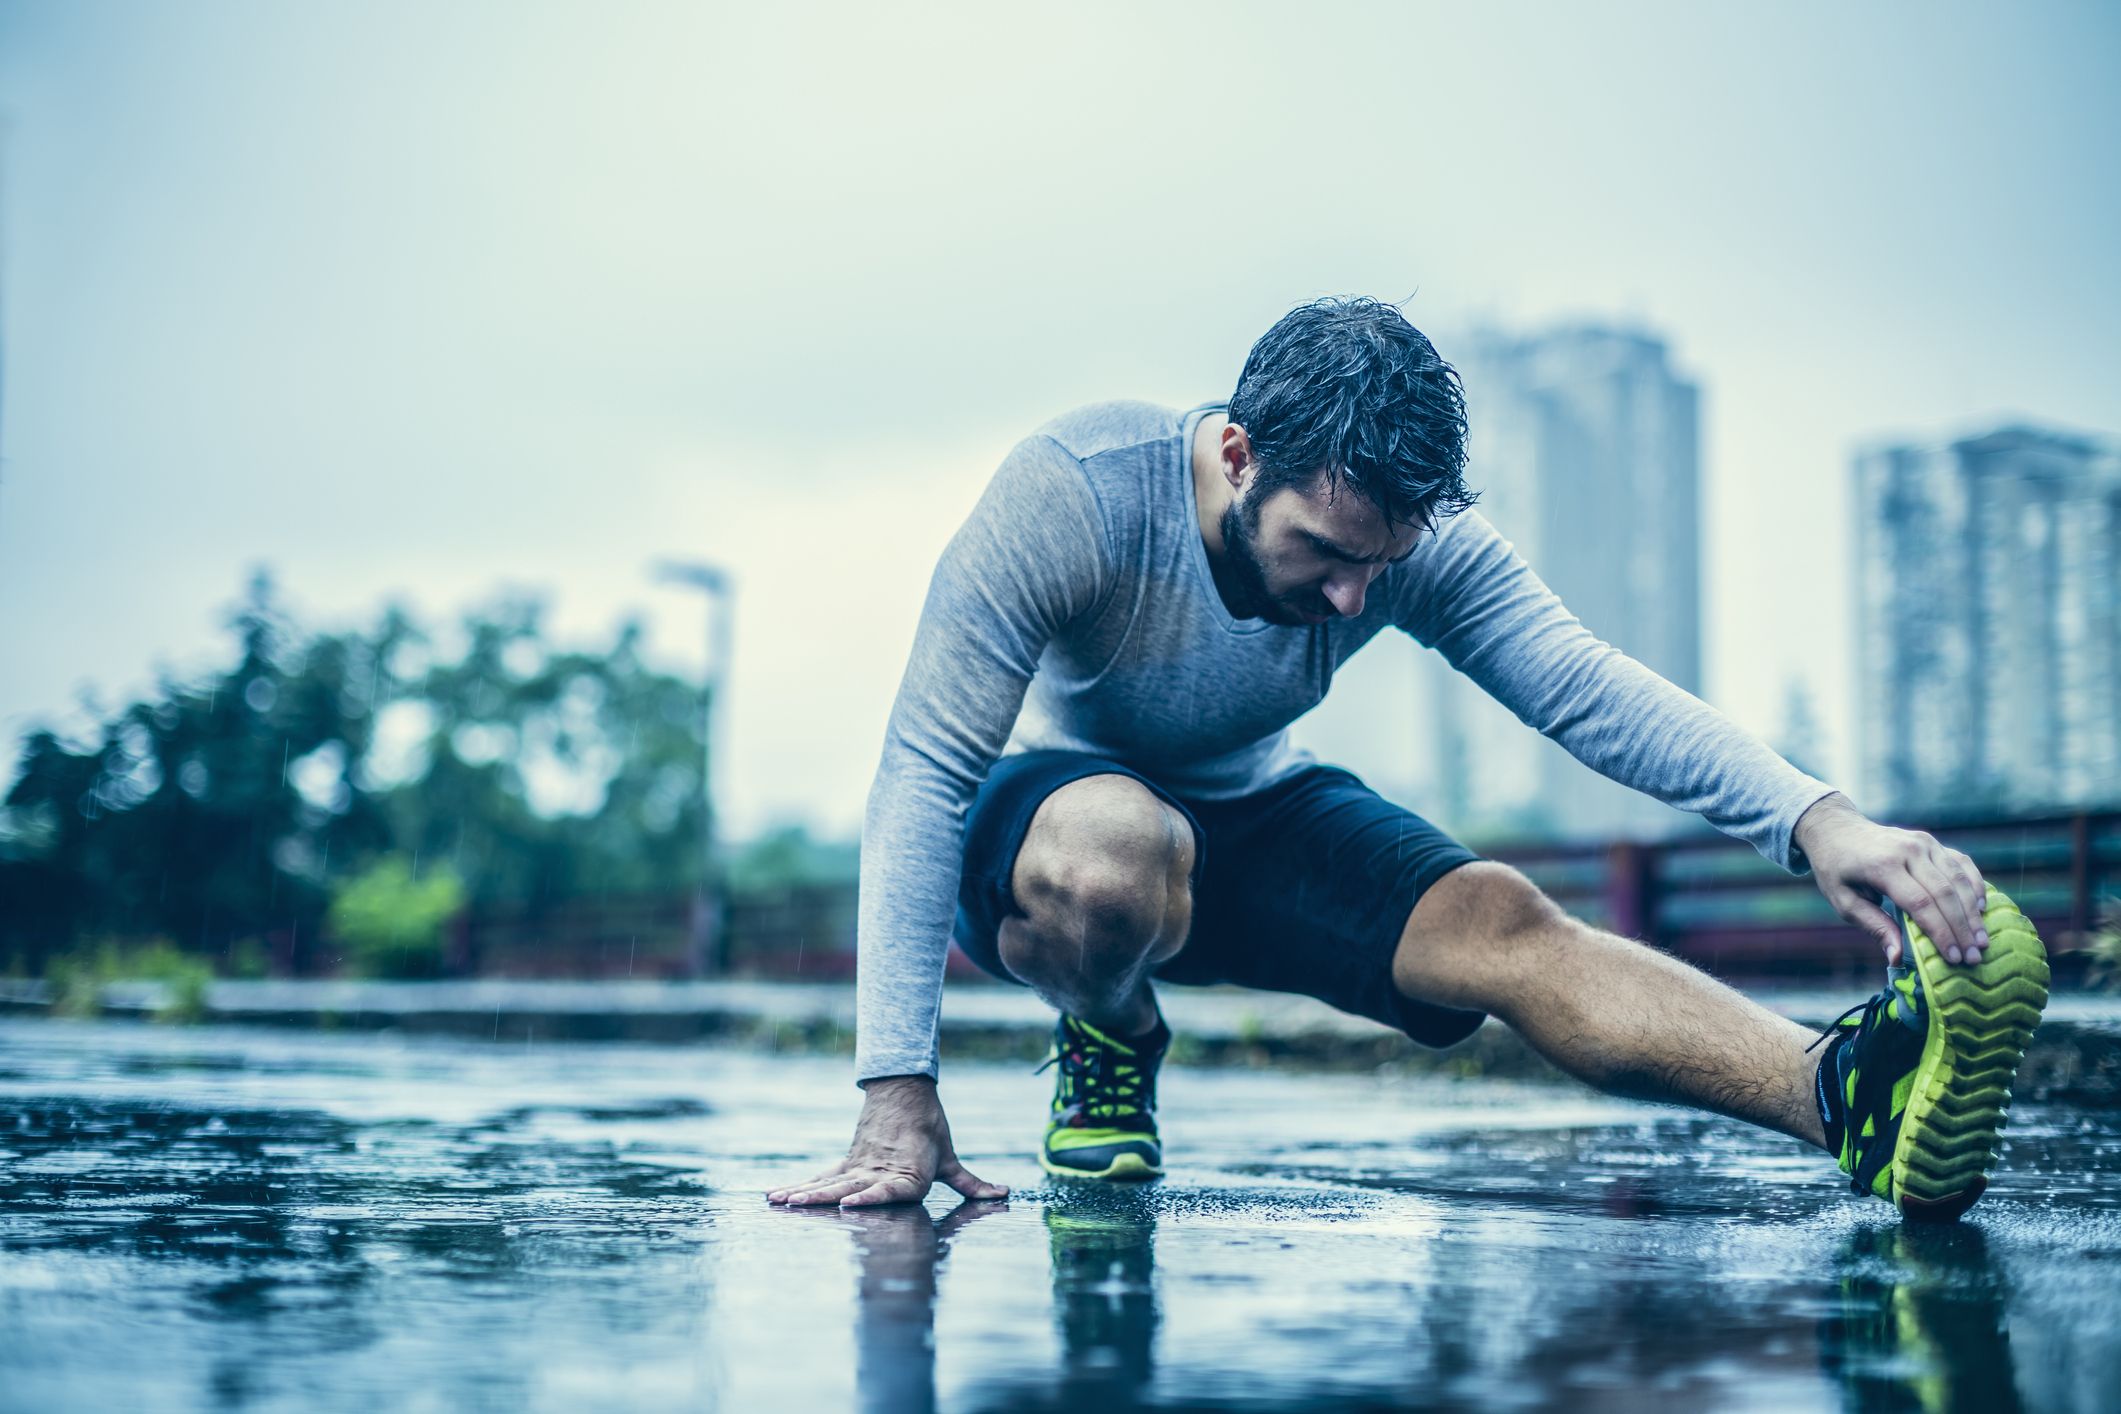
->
xmin=1070 ymin=1001 xmax=1169 ymax=1054
xmin=1125 ymin=1006 xmax=1171 ymax=1056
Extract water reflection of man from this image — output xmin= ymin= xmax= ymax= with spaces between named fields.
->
xmin=793 ymin=1195 xmax=1161 ymax=1414
xmin=1818 ymin=1224 xmax=2024 ymax=1413
xmin=1042 ymin=1195 xmax=1159 ymax=1405
xmin=786 ymin=1199 xmax=1007 ymax=1414
xmin=769 ymin=296 xmax=2047 ymax=1224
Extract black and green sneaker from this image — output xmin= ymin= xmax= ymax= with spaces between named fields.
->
xmin=1036 ymin=1013 xmax=1167 ymax=1181
xmin=1812 ymin=883 xmax=2050 ymax=1221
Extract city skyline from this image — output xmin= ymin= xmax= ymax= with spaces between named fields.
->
xmin=1431 ymin=324 xmax=1706 ymax=841
xmin=1853 ymin=423 xmax=2121 ymax=818
xmin=3 ymin=2 xmax=2117 ymax=839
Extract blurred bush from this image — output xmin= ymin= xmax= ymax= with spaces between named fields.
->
xmin=727 ymin=824 xmax=859 ymax=897
xmin=327 ymin=857 xmax=465 ymax=979
xmin=2091 ymin=898 xmax=2121 ymax=994
xmin=225 ymin=937 xmax=271 ymax=980
xmin=46 ymin=939 xmax=213 ymax=1023
xmin=0 ymin=569 xmax=711 ymax=977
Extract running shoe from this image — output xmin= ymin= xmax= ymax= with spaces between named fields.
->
xmin=1812 ymin=884 xmax=2050 ymax=1221
xmin=1037 ymin=1014 xmax=1166 ymax=1181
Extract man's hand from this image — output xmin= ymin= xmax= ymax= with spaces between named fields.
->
xmin=766 ymin=1075 xmax=1009 ymax=1208
xmin=1794 ymin=792 xmax=1990 ymax=967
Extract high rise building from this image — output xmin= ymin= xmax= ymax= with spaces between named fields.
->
xmin=1853 ymin=425 xmax=2121 ymax=816
xmin=1419 ymin=325 xmax=1706 ymax=841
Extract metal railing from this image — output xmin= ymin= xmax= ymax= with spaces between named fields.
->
xmin=442 ymin=810 xmax=2119 ymax=988
xmin=1484 ymin=810 xmax=2118 ymax=987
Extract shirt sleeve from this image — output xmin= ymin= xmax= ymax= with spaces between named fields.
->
xmin=1392 ymin=509 xmax=1838 ymax=871
xmin=854 ymin=435 xmax=1112 ymax=1084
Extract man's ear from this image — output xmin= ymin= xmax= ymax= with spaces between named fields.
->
xmin=1220 ymin=423 xmax=1253 ymax=493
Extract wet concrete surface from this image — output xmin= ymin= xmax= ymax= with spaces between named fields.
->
xmin=2 ymin=1018 xmax=2118 ymax=1412
xmin=9 ymin=979 xmax=2119 ymax=1108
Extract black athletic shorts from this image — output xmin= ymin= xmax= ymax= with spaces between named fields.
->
xmin=951 ymin=749 xmax=1487 ymax=1048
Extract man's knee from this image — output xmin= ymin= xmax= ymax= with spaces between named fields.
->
xmin=1390 ymin=860 xmax=1580 ymax=1013
xmin=1003 ymin=775 xmax=1195 ymax=978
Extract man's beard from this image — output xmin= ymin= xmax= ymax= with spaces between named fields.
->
xmin=1218 ymin=495 xmax=1329 ymax=627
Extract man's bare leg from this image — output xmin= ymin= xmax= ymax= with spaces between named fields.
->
xmin=767 ymin=775 xmax=1190 ymax=1208
xmin=992 ymin=773 xmax=1191 ymax=1180
xmin=994 ymin=773 xmax=1194 ymax=1035
xmin=1392 ymin=861 xmax=1828 ymax=1148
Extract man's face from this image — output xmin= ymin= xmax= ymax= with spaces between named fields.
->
xmin=1218 ymin=472 xmax=1424 ymax=627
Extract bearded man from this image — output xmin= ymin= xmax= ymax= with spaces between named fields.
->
xmin=768 ymin=297 xmax=2049 ymax=1222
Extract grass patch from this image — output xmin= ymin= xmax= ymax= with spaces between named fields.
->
xmin=45 ymin=939 xmax=213 ymax=1023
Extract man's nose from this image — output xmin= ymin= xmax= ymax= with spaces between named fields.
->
xmin=1322 ymin=573 xmax=1369 ymax=618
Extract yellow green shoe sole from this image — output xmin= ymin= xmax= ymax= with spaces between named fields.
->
xmin=1891 ymin=885 xmax=2050 ymax=1221
xmin=1037 ymin=1149 xmax=1162 ymax=1182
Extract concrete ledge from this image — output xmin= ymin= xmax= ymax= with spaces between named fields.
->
xmin=5 ymin=978 xmax=2118 ymax=1106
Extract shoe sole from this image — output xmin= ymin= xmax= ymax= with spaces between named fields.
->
xmin=1892 ymin=886 xmax=2050 ymax=1221
xmin=1037 ymin=1150 xmax=1162 ymax=1182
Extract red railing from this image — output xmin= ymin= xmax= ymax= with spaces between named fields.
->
xmin=442 ymin=811 xmax=2119 ymax=988
xmin=1483 ymin=810 xmax=2118 ymax=987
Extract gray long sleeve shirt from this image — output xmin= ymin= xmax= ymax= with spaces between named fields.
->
xmin=855 ymin=400 xmax=1836 ymax=1083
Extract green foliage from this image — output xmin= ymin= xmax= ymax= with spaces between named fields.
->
xmin=0 ymin=570 xmax=712 ymax=977
xmin=2090 ymin=898 xmax=2121 ymax=994
xmin=45 ymin=939 xmax=214 ymax=1024
xmin=380 ymin=596 xmax=710 ymax=909
xmin=44 ymin=954 xmax=105 ymax=1020
xmin=728 ymin=825 xmax=859 ymax=898
xmin=1 ymin=571 xmax=396 ymax=969
xmin=225 ymin=938 xmax=271 ymax=981
xmin=327 ymin=857 xmax=466 ymax=979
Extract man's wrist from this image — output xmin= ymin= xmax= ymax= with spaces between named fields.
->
xmin=1791 ymin=790 xmax=1858 ymax=870
xmin=858 ymin=1073 xmax=937 ymax=1099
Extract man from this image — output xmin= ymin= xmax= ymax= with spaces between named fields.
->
xmin=767 ymin=297 xmax=2050 ymax=1221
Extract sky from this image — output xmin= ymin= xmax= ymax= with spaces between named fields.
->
xmin=2 ymin=0 xmax=2118 ymax=839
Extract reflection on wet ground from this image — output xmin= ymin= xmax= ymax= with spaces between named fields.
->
xmin=2 ymin=1019 xmax=2117 ymax=1411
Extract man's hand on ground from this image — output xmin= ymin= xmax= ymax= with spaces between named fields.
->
xmin=765 ymin=1075 xmax=1009 ymax=1208
xmin=1794 ymin=792 xmax=1990 ymax=967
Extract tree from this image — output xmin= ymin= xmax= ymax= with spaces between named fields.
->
xmin=1 ymin=572 xmax=393 ymax=970
xmin=0 ymin=571 xmax=710 ymax=975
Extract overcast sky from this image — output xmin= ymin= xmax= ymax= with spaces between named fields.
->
xmin=3 ymin=1 xmax=2117 ymax=838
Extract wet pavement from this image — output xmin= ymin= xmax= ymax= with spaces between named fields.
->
xmin=2 ymin=1019 xmax=2118 ymax=1412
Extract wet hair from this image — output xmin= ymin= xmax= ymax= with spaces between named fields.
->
xmin=1227 ymin=296 xmax=1476 ymax=532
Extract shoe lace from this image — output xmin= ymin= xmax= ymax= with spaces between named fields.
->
xmin=1035 ymin=1028 xmax=1147 ymax=1123
xmin=1805 ymin=996 xmax=1878 ymax=1054
xmin=1805 ymin=970 xmax=1924 ymax=1056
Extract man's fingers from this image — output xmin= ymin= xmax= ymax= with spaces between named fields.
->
xmin=1836 ymin=889 xmax=1903 ymax=965
xmin=1902 ymin=858 xmax=1981 ymax=966
xmin=939 ymin=1160 xmax=1009 ymax=1202
xmin=774 ymin=1183 xmax=863 ymax=1208
xmin=774 ymin=1175 xmax=877 ymax=1207
xmin=1944 ymin=848 xmax=1990 ymax=943
xmin=839 ymin=1173 xmax=930 ymax=1208
xmin=1913 ymin=844 xmax=1985 ymax=956
xmin=766 ymin=1160 xmax=854 ymax=1203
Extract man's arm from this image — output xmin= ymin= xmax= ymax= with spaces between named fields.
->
xmin=1396 ymin=510 xmax=1991 ymax=964
xmin=769 ymin=435 xmax=1112 ymax=1208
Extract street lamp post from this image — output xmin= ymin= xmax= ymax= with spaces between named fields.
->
xmin=652 ymin=560 xmax=735 ymax=977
